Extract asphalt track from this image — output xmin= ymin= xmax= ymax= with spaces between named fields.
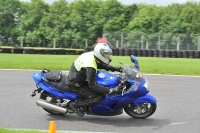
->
xmin=0 ymin=70 xmax=200 ymax=133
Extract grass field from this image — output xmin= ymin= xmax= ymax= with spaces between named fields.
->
xmin=0 ymin=53 xmax=199 ymax=76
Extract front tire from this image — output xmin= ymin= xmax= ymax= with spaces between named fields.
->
xmin=124 ymin=103 xmax=157 ymax=119
xmin=39 ymin=91 xmax=65 ymax=115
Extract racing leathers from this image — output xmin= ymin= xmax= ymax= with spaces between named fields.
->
xmin=67 ymin=51 xmax=122 ymax=108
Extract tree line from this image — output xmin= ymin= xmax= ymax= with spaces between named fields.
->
xmin=1 ymin=0 xmax=200 ymax=48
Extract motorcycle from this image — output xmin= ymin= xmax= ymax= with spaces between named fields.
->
xmin=30 ymin=55 xmax=157 ymax=118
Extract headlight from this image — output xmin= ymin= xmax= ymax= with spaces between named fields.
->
xmin=143 ymin=79 xmax=150 ymax=92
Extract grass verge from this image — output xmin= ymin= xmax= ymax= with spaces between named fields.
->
xmin=0 ymin=53 xmax=199 ymax=76
xmin=0 ymin=128 xmax=79 ymax=133
xmin=0 ymin=128 xmax=45 ymax=133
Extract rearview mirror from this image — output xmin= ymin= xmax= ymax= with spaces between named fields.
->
xmin=130 ymin=55 xmax=138 ymax=64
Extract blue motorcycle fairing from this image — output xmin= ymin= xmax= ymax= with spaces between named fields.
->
xmin=96 ymin=70 xmax=119 ymax=88
xmin=110 ymin=77 xmax=149 ymax=99
xmin=89 ymin=87 xmax=136 ymax=115
xmin=32 ymin=72 xmax=42 ymax=84
xmin=133 ymin=76 xmax=149 ymax=97
xmin=88 ymin=77 xmax=153 ymax=116
xmin=134 ymin=93 xmax=157 ymax=105
xmin=89 ymin=99 xmax=131 ymax=116
xmin=97 ymin=76 xmax=149 ymax=102
xmin=89 ymin=93 xmax=156 ymax=116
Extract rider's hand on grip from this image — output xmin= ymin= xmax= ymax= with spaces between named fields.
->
xmin=114 ymin=66 xmax=123 ymax=73
xmin=108 ymin=85 xmax=122 ymax=96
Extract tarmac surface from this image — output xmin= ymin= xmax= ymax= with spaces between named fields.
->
xmin=0 ymin=70 xmax=200 ymax=133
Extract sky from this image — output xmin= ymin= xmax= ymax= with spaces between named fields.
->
xmin=21 ymin=0 xmax=200 ymax=6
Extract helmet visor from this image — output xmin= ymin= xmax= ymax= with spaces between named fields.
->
xmin=100 ymin=49 xmax=112 ymax=59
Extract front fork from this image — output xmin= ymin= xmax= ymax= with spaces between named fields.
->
xmin=133 ymin=101 xmax=141 ymax=110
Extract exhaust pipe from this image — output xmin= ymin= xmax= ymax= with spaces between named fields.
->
xmin=36 ymin=99 xmax=67 ymax=114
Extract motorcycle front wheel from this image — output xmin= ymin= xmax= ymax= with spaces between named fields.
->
xmin=39 ymin=91 xmax=65 ymax=115
xmin=124 ymin=103 xmax=157 ymax=119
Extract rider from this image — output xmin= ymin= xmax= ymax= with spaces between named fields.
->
xmin=67 ymin=42 xmax=123 ymax=117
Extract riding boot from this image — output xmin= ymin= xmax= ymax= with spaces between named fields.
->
xmin=69 ymin=102 xmax=85 ymax=117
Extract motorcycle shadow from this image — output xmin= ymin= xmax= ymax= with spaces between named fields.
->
xmin=46 ymin=114 xmax=171 ymax=129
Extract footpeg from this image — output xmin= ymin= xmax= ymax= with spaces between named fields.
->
xmin=30 ymin=88 xmax=42 ymax=97
xmin=30 ymin=91 xmax=36 ymax=97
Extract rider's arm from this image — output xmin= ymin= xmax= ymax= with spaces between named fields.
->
xmin=85 ymin=67 xmax=110 ymax=94
xmin=97 ymin=63 xmax=121 ymax=72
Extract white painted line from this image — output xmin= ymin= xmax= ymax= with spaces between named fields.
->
xmin=0 ymin=69 xmax=39 ymax=71
xmin=144 ymin=74 xmax=200 ymax=78
xmin=169 ymin=122 xmax=187 ymax=125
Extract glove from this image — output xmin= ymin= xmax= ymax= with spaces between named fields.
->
xmin=108 ymin=86 xmax=122 ymax=96
xmin=114 ymin=66 xmax=123 ymax=73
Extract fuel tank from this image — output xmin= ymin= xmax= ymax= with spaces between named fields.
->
xmin=96 ymin=70 xmax=119 ymax=88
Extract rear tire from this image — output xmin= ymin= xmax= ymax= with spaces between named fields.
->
xmin=39 ymin=91 xmax=65 ymax=115
xmin=124 ymin=103 xmax=157 ymax=119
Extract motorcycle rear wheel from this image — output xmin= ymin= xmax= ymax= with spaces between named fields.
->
xmin=124 ymin=103 xmax=156 ymax=119
xmin=39 ymin=91 xmax=65 ymax=115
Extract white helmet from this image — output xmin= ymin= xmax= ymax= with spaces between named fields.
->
xmin=93 ymin=43 xmax=113 ymax=64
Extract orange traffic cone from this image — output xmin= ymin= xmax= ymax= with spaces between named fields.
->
xmin=48 ymin=121 xmax=56 ymax=133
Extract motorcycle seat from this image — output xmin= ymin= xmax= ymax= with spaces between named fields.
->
xmin=46 ymin=74 xmax=71 ymax=92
